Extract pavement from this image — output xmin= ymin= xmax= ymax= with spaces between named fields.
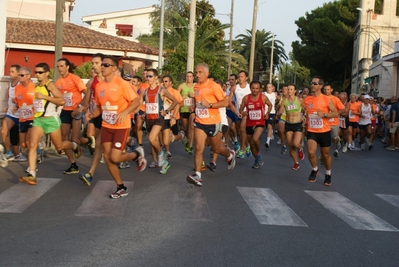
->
xmin=0 ymin=134 xmax=398 ymax=267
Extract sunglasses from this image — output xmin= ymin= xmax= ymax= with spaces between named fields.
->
xmin=101 ymin=63 xmax=115 ymax=68
xmin=18 ymin=74 xmax=27 ymax=77
xmin=146 ymin=75 xmax=154 ymax=78
xmin=35 ymin=71 xmax=45 ymax=74
xmin=310 ymin=81 xmax=322 ymax=85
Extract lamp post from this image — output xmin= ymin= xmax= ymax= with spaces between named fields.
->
xmin=249 ymin=0 xmax=258 ymax=81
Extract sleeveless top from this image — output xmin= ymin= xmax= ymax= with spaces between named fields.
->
xmin=180 ymin=83 xmax=195 ymax=113
xmin=34 ymin=81 xmax=58 ymax=117
xmin=235 ymin=83 xmax=251 ymax=111
xmin=264 ymin=91 xmax=276 ymax=114
xmin=144 ymin=86 xmax=164 ymax=120
xmin=7 ymin=81 xmax=19 ymax=118
xmin=246 ymin=94 xmax=265 ymax=127
xmin=284 ymin=97 xmax=301 ymax=114
xmin=358 ymin=103 xmax=372 ymax=125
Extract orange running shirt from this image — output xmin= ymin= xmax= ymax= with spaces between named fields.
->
xmin=56 ymin=73 xmax=86 ymax=111
xmin=348 ymin=101 xmax=361 ymax=122
xmin=304 ymin=94 xmax=332 ymax=133
xmin=194 ymin=80 xmax=225 ymax=125
xmin=166 ymin=87 xmax=183 ymax=120
xmin=327 ymin=95 xmax=345 ymax=126
xmin=14 ymin=82 xmax=35 ymax=122
xmin=95 ymin=77 xmax=138 ymax=129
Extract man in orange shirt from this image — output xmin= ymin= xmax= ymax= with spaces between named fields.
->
xmin=186 ymin=63 xmax=236 ymax=187
xmin=303 ymin=76 xmax=338 ymax=186
xmin=89 ymin=55 xmax=146 ymax=199
xmin=56 ymin=58 xmax=88 ymax=174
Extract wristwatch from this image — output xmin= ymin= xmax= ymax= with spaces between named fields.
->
xmin=209 ymin=103 xmax=213 ymax=108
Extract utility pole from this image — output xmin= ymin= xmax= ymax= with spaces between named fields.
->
xmin=158 ymin=0 xmax=165 ymax=71
xmin=269 ymin=33 xmax=274 ymax=83
xmin=54 ymin=0 xmax=65 ymax=81
xmin=227 ymin=0 xmax=234 ymax=79
xmin=187 ymin=0 xmax=196 ymax=72
xmin=0 ymin=0 xmax=7 ymax=76
xmin=248 ymin=0 xmax=258 ymax=81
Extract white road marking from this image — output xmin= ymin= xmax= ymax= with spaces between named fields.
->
xmin=0 ymin=178 xmax=61 ymax=213
xmin=375 ymin=194 xmax=399 ymax=209
xmin=172 ymin=184 xmax=212 ymax=221
xmin=305 ymin=191 xmax=399 ymax=232
xmin=75 ymin=181 xmax=133 ymax=217
xmin=237 ymin=187 xmax=308 ymax=227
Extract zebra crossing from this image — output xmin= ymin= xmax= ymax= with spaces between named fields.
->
xmin=0 ymin=178 xmax=398 ymax=232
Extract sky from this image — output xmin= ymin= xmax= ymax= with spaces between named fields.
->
xmin=70 ymin=0 xmax=328 ymax=55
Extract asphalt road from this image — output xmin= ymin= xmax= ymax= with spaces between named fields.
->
xmin=0 ymin=134 xmax=398 ymax=267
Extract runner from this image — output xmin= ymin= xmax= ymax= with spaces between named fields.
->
xmin=277 ymin=83 xmax=305 ymax=170
xmin=186 ymin=63 xmax=236 ymax=186
xmin=276 ymin=85 xmax=289 ymax=154
xmin=263 ymin=83 xmax=277 ymax=148
xmin=347 ymin=93 xmax=361 ymax=150
xmin=358 ymin=95 xmax=375 ymax=150
xmin=239 ymin=81 xmax=272 ymax=168
xmin=19 ymin=63 xmax=82 ymax=185
xmin=56 ymin=58 xmax=88 ymax=174
xmin=338 ymin=92 xmax=350 ymax=153
xmin=303 ymin=76 xmax=338 ymax=186
xmin=89 ymin=56 xmax=146 ymax=198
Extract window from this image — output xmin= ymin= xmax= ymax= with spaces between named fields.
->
xmin=115 ymin=24 xmax=133 ymax=37
xmin=375 ymin=0 xmax=383 ymax=14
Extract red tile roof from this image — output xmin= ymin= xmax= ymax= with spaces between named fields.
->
xmin=6 ymin=17 xmax=159 ymax=56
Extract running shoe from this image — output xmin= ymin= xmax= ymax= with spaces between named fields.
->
xmin=134 ymin=146 xmax=147 ymax=172
xmin=360 ymin=143 xmax=365 ymax=151
xmin=234 ymin=142 xmax=240 ymax=152
xmin=264 ymin=139 xmax=270 ymax=148
xmin=252 ymin=159 xmax=259 ymax=169
xmin=333 ymin=149 xmax=339 ymax=158
xmin=336 ymin=139 xmax=342 ymax=150
xmin=109 ymin=187 xmax=128 ymax=199
xmin=318 ymin=155 xmax=324 ymax=165
xmin=19 ymin=174 xmax=37 ymax=185
xmin=149 ymin=161 xmax=159 ymax=168
xmin=186 ymin=173 xmax=202 ymax=186
xmin=368 ymin=143 xmax=373 ymax=150
xmin=342 ymin=143 xmax=348 ymax=153
xmin=298 ymin=148 xmax=305 ymax=160
xmin=100 ymin=153 xmax=105 ymax=163
xmin=324 ymin=174 xmax=332 ymax=186
xmin=14 ymin=153 xmax=27 ymax=162
xmin=386 ymin=146 xmax=396 ymax=151
xmin=206 ymin=162 xmax=217 ymax=172
xmin=237 ymin=150 xmax=245 ymax=159
xmin=185 ymin=145 xmax=193 ymax=155
xmin=118 ymin=162 xmax=131 ymax=169
xmin=277 ymin=138 xmax=282 ymax=145
xmin=201 ymin=161 xmax=207 ymax=171
xmin=63 ymin=164 xmax=79 ymax=175
xmin=159 ymin=161 xmax=170 ymax=174
xmin=292 ymin=162 xmax=300 ymax=171
xmin=73 ymin=143 xmax=82 ymax=159
xmin=37 ymin=150 xmax=44 ymax=164
xmin=88 ymin=136 xmax=96 ymax=155
xmin=246 ymin=146 xmax=252 ymax=157
xmin=5 ymin=151 xmax=14 ymax=161
xmin=166 ymin=151 xmax=172 ymax=159
xmin=79 ymin=172 xmax=93 ymax=186
xmin=308 ymin=169 xmax=319 ymax=182
xmin=170 ymin=132 xmax=175 ymax=143
xmin=227 ymin=149 xmax=236 ymax=170
xmin=280 ymin=146 xmax=287 ymax=155
xmin=180 ymin=130 xmax=187 ymax=145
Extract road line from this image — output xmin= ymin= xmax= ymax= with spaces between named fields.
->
xmin=0 ymin=178 xmax=61 ymax=213
xmin=75 ymin=181 xmax=133 ymax=217
xmin=237 ymin=187 xmax=308 ymax=227
xmin=172 ymin=184 xmax=212 ymax=221
xmin=305 ymin=191 xmax=399 ymax=232
xmin=375 ymin=194 xmax=399 ymax=209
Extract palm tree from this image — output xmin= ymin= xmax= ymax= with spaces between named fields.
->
xmin=234 ymin=29 xmax=288 ymax=80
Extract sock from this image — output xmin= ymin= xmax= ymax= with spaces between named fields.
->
xmin=195 ymin=171 xmax=201 ymax=178
xmin=312 ymin=166 xmax=318 ymax=171
xmin=266 ymin=137 xmax=270 ymax=142
xmin=117 ymin=183 xmax=126 ymax=190
xmin=158 ymin=151 xmax=165 ymax=165
xmin=227 ymin=152 xmax=233 ymax=161
xmin=29 ymin=170 xmax=36 ymax=178
xmin=326 ymin=170 xmax=331 ymax=175
xmin=233 ymin=136 xmax=238 ymax=143
xmin=71 ymin=162 xmax=78 ymax=168
xmin=73 ymin=142 xmax=78 ymax=150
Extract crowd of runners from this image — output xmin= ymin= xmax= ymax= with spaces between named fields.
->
xmin=1 ymin=54 xmax=398 ymax=198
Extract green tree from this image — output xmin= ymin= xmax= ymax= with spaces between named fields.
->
xmin=73 ymin=61 xmax=92 ymax=79
xmin=292 ymin=0 xmax=359 ymax=91
xmin=234 ymin=29 xmax=288 ymax=81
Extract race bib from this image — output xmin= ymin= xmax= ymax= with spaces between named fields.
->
xmin=195 ymin=107 xmax=209 ymax=119
xmin=63 ymin=92 xmax=73 ymax=107
xmin=349 ymin=110 xmax=355 ymax=119
xmin=183 ymin=98 xmax=194 ymax=107
xmin=249 ymin=110 xmax=262 ymax=120
xmin=339 ymin=117 xmax=346 ymax=128
xmin=102 ymin=110 xmax=117 ymax=125
xmin=309 ymin=114 xmax=323 ymax=129
xmin=33 ymin=99 xmax=45 ymax=113
xmin=146 ymin=103 xmax=159 ymax=114
xmin=19 ymin=105 xmax=34 ymax=120
xmin=287 ymin=104 xmax=297 ymax=111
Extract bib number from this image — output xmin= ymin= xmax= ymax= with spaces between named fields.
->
xmin=63 ymin=93 xmax=73 ymax=107
xmin=195 ymin=107 xmax=209 ymax=119
xmin=20 ymin=105 xmax=34 ymax=120
xmin=248 ymin=110 xmax=262 ymax=120
xmin=146 ymin=103 xmax=159 ymax=114
xmin=309 ymin=115 xmax=323 ymax=129
xmin=349 ymin=111 xmax=355 ymax=119
xmin=34 ymin=99 xmax=45 ymax=113
xmin=102 ymin=110 xmax=117 ymax=125
xmin=183 ymin=98 xmax=194 ymax=107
